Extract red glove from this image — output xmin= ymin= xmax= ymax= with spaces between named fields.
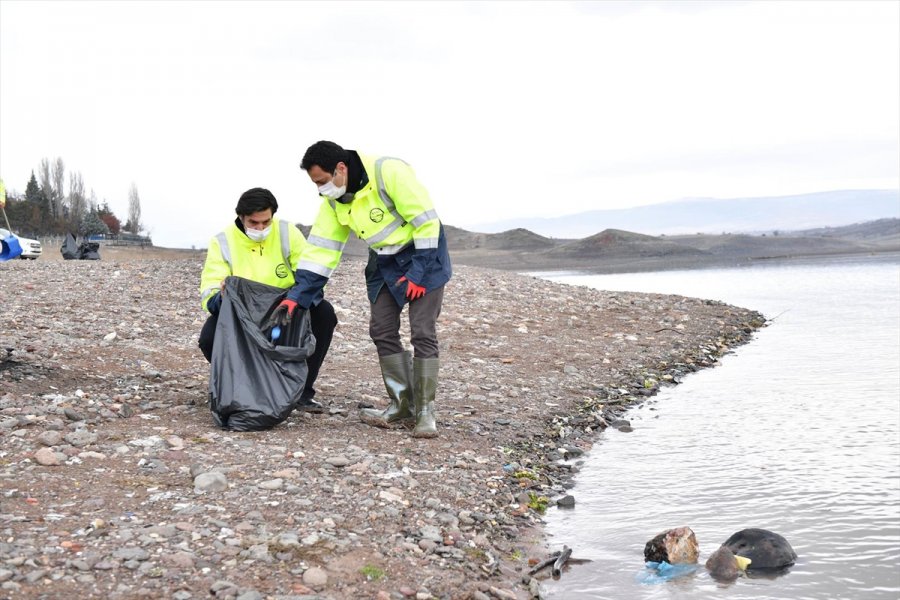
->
xmin=398 ymin=276 xmax=426 ymax=301
xmin=279 ymin=298 xmax=298 ymax=315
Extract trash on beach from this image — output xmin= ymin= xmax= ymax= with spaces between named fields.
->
xmin=636 ymin=560 xmax=700 ymax=584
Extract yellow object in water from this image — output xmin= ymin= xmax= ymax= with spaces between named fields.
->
xmin=734 ymin=555 xmax=752 ymax=571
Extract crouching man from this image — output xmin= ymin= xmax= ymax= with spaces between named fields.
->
xmin=198 ymin=187 xmax=337 ymax=411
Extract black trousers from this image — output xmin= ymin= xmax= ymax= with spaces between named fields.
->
xmin=199 ymin=299 xmax=337 ymax=401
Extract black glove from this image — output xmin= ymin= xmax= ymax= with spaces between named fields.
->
xmin=263 ymin=299 xmax=299 ymax=331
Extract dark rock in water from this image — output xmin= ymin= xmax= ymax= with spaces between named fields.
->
xmin=705 ymin=546 xmax=739 ymax=580
xmin=723 ymin=528 xmax=797 ymax=569
xmin=556 ymin=495 xmax=575 ymax=508
xmin=644 ymin=526 xmax=699 ymax=564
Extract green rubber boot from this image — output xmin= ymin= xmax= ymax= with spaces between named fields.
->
xmin=360 ymin=351 xmax=414 ymax=428
xmin=412 ymin=357 xmax=439 ymax=438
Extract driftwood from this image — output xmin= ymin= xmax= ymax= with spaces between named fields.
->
xmin=528 ymin=550 xmax=561 ymax=575
xmin=551 ymin=545 xmax=573 ymax=577
xmin=530 ymin=545 xmax=580 ymax=578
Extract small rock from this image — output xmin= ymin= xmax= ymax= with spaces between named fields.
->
xmin=36 ymin=430 xmax=63 ymax=446
xmin=64 ymin=408 xmax=86 ymax=422
xmin=488 ymin=587 xmax=518 ymax=600
xmin=556 ymin=495 xmax=575 ymax=508
xmin=302 ymin=566 xmax=328 ymax=587
xmin=113 ymin=547 xmax=150 ymax=561
xmin=419 ymin=525 xmax=442 ymax=542
xmin=257 ymin=478 xmax=283 ymax=490
xmin=194 ymin=471 xmax=228 ymax=493
xmin=64 ymin=429 xmax=98 ymax=447
xmin=644 ymin=526 xmax=699 ymax=564
xmin=162 ymin=552 xmax=195 ymax=569
xmin=34 ymin=447 xmax=62 ymax=466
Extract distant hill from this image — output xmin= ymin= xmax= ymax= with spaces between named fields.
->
xmin=665 ymin=233 xmax=863 ymax=257
xmin=443 ymin=225 xmax=556 ymax=251
xmin=472 ymin=190 xmax=900 ymax=238
xmin=786 ymin=218 xmax=900 ymax=244
xmin=546 ymin=229 xmax=709 ymax=258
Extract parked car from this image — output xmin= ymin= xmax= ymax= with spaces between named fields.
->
xmin=0 ymin=228 xmax=42 ymax=259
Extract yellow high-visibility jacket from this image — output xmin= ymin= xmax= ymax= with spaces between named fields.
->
xmin=199 ymin=217 xmax=306 ymax=313
xmin=289 ymin=153 xmax=451 ymax=307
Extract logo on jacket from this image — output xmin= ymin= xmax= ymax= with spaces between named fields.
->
xmin=275 ymin=264 xmax=289 ymax=278
xmin=369 ymin=208 xmax=385 ymax=223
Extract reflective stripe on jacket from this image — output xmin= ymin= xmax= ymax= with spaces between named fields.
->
xmin=199 ymin=218 xmax=305 ymax=312
xmin=292 ymin=153 xmax=451 ymax=307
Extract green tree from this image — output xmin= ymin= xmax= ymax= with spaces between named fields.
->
xmin=80 ymin=209 xmax=110 ymax=237
xmin=25 ymin=171 xmax=41 ymax=204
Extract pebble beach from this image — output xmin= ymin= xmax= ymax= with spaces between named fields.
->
xmin=0 ymin=255 xmax=765 ymax=599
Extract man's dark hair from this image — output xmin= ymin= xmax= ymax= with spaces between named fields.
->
xmin=300 ymin=141 xmax=348 ymax=173
xmin=235 ymin=187 xmax=278 ymax=216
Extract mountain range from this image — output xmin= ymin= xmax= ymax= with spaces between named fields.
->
xmin=471 ymin=189 xmax=900 ymax=238
xmin=444 ymin=218 xmax=900 ymax=273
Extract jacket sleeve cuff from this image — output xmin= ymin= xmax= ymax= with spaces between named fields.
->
xmin=406 ymin=248 xmax=436 ymax=286
xmin=286 ymin=270 xmax=329 ymax=309
xmin=206 ymin=292 xmax=222 ymax=316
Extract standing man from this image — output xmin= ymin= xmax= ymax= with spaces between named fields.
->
xmin=267 ymin=141 xmax=451 ymax=438
xmin=199 ymin=187 xmax=337 ymax=411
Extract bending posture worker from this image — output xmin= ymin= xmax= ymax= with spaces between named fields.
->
xmin=267 ymin=141 xmax=451 ymax=438
xmin=198 ymin=187 xmax=337 ymax=411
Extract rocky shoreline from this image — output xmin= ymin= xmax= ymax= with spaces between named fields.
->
xmin=0 ymin=258 xmax=765 ymax=599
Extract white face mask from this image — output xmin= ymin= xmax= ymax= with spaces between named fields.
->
xmin=245 ymin=225 xmax=271 ymax=242
xmin=317 ymin=168 xmax=347 ymax=200
xmin=317 ymin=180 xmax=346 ymax=200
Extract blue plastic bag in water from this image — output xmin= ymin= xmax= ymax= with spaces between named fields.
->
xmin=636 ymin=561 xmax=699 ymax=584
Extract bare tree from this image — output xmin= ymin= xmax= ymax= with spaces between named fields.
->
xmin=51 ymin=157 xmax=65 ymax=220
xmin=68 ymin=171 xmax=86 ymax=230
xmin=127 ymin=183 xmax=142 ymax=234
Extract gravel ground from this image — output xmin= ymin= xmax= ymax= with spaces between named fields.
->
xmin=0 ymin=257 xmax=765 ymax=599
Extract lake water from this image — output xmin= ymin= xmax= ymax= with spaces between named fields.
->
xmin=533 ymin=254 xmax=900 ymax=600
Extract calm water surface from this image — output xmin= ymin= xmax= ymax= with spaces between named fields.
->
xmin=533 ymin=255 xmax=900 ymax=600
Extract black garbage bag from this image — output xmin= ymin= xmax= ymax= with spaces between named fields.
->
xmin=60 ymin=233 xmax=79 ymax=259
xmin=209 ymin=276 xmax=316 ymax=431
xmin=78 ymin=241 xmax=100 ymax=260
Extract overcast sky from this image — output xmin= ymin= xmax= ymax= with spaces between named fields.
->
xmin=1 ymin=0 xmax=898 ymax=248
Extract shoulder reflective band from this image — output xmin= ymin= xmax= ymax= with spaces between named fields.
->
xmin=374 ymin=157 xmax=408 ymax=225
xmin=216 ymin=232 xmax=232 ymax=269
xmin=279 ymin=220 xmax=292 ymax=270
